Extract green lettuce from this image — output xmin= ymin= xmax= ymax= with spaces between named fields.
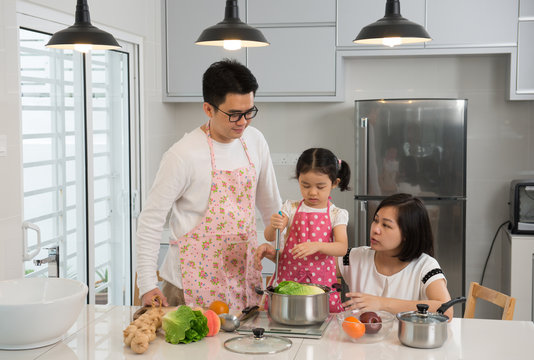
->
xmin=162 ymin=305 xmax=209 ymax=344
xmin=274 ymin=281 xmax=325 ymax=295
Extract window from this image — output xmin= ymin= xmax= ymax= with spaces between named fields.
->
xmin=19 ymin=22 xmax=139 ymax=305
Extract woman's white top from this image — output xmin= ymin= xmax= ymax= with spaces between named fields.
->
xmin=338 ymin=246 xmax=446 ymax=300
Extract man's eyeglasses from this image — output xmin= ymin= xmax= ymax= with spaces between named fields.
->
xmin=211 ymin=104 xmax=258 ymax=123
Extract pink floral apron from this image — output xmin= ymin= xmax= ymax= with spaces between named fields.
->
xmin=276 ymin=200 xmax=344 ymax=313
xmin=173 ymin=124 xmax=261 ymax=313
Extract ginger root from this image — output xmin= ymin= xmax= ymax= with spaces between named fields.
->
xmin=123 ymin=296 xmax=164 ymax=354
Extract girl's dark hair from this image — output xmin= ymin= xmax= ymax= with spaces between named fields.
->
xmin=375 ymin=193 xmax=434 ymax=261
xmin=295 ymin=148 xmax=351 ymax=191
xmin=202 ymin=59 xmax=258 ymax=106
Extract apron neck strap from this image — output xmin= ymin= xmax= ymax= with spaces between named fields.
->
xmin=205 ymin=121 xmax=253 ymax=170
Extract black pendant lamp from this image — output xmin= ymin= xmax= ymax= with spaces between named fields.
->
xmin=46 ymin=0 xmax=120 ymax=52
xmin=196 ymin=0 xmax=269 ymax=51
xmin=354 ymin=0 xmax=431 ymax=47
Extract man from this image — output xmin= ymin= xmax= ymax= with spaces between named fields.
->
xmin=136 ymin=59 xmax=281 ymax=312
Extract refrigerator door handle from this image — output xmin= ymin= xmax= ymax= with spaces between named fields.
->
xmin=358 ymin=200 xmax=368 ymax=247
xmin=359 ymin=117 xmax=368 ymax=195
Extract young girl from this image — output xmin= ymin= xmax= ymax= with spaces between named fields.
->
xmin=254 ymin=148 xmax=350 ymax=312
xmin=339 ymin=193 xmax=454 ymax=318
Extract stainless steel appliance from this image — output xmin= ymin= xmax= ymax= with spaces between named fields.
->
xmin=354 ymin=98 xmax=467 ymax=312
xmin=509 ymin=180 xmax=534 ymax=234
xmin=236 ymin=311 xmax=333 ymax=339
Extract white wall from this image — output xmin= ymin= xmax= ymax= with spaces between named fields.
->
xmin=0 ymin=0 xmax=24 ymax=280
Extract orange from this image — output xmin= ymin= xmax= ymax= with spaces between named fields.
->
xmin=209 ymin=300 xmax=229 ymax=315
xmin=342 ymin=316 xmax=366 ymax=339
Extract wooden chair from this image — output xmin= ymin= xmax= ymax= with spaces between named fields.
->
xmin=464 ymin=282 xmax=516 ymax=320
xmin=133 ymin=271 xmax=163 ymax=306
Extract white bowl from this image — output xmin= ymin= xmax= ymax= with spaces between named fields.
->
xmin=0 ymin=277 xmax=88 ymax=349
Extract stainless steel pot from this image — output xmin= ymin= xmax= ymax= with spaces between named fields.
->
xmin=396 ymin=297 xmax=466 ymax=349
xmin=255 ymin=283 xmax=339 ymax=325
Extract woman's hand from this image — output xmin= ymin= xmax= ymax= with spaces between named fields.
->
xmin=141 ymin=287 xmax=169 ymax=307
xmin=254 ymin=243 xmax=276 ymax=270
xmin=290 ymin=242 xmax=322 ymax=259
xmin=342 ymin=292 xmax=383 ymax=312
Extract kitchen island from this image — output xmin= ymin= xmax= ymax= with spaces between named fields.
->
xmin=1 ymin=305 xmax=533 ymax=359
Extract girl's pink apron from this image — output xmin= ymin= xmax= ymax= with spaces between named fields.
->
xmin=172 ymin=125 xmax=261 ymax=313
xmin=276 ymin=200 xmax=344 ymax=313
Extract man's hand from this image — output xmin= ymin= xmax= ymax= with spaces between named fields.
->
xmin=254 ymin=243 xmax=276 ymax=270
xmin=141 ymin=288 xmax=169 ymax=307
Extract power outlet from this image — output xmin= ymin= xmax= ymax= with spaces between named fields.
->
xmin=271 ymin=152 xmax=300 ymax=166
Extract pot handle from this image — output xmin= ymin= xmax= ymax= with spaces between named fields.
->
xmin=255 ymin=285 xmax=275 ymax=295
xmin=330 ymin=282 xmax=342 ymax=293
xmin=436 ymin=296 xmax=466 ymax=314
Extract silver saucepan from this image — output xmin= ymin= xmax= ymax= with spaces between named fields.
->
xmin=255 ymin=283 xmax=341 ymax=325
xmin=396 ymin=296 xmax=466 ymax=349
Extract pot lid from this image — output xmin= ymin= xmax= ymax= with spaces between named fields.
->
xmin=224 ymin=328 xmax=292 ymax=354
xmin=397 ymin=304 xmax=448 ymax=324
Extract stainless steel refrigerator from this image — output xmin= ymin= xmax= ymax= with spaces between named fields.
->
xmin=354 ymin=98 xmax=467 ymax=311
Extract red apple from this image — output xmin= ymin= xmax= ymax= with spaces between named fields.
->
xmin=359 ymin=311 xmax=382 ymax=334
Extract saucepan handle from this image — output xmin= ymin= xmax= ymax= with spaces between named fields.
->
xmin=255 ymin=285 xmax=273 ymax=295
xmin=239 ymin=305 xmax=260 ymax=322
xmin=436 ymin=296 xmax=466 ymax=314
xmin=330 ymin=282 xmax=342 ymax=293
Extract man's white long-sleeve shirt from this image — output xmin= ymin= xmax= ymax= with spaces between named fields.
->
xmin=136 ymin=126 xmax=282 ymax=298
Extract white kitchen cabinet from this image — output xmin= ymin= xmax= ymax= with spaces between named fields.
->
xmin=163 ymin=0 xmax=246 ymax=100
xmin=248 ymin=26 xmax=336 ymax=98
xmin=163 ymin=0 xmax=338 ymax=102
xmin=336 ymin=0 xmax=425 ymax=49
xmin=248 ymin=0 xmax=335 ymax=24
xmin=247 ymin=0 xmax=337 ymax=100
xmin=503 ymin=230 xmax=534 ymax=321
xmin=516 ymin=21 xmax=534 ymax=94
xmin=425 ymin=0 xmax=517 ymax=48
xmin=515 ymin=1 xmax=534 ymax=97
xmin=338 ymin=0 xmax=517 ymax=50
xmin=521 ymin=0 xmax=534 ymax=16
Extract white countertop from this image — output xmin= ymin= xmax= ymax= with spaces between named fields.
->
xmin=1 ymin=305 xmax=533 ymax=360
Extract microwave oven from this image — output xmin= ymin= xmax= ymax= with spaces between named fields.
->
xmin=509 ymin=179 xmax=534 ymax=234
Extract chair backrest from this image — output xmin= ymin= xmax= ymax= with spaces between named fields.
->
xmin=464 ymin=281 xmax=516 ymax=320
xmin=133 ymin=271 xmax=162 ymax=306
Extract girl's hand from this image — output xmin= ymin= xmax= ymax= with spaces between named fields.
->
xmin=269 ymin=212 xmax=287 ymax=230
xmin=342 ymin=292 xmax=383 ymax=312
xmin=290 ymin=242 xmax=322 ymax=259
xmin=254 ymin=243 xmax=276 ymax=270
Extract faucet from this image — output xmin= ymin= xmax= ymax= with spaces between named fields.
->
xmin=33 ymin=246 xmax=59 ymax=278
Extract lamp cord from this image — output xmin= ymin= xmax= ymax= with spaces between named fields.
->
xmin=480 ymin=220 xmax=511 ymax=286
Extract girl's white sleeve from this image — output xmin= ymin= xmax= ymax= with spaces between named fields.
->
xmin=331 ymin=206 xmax=349 ymax=228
